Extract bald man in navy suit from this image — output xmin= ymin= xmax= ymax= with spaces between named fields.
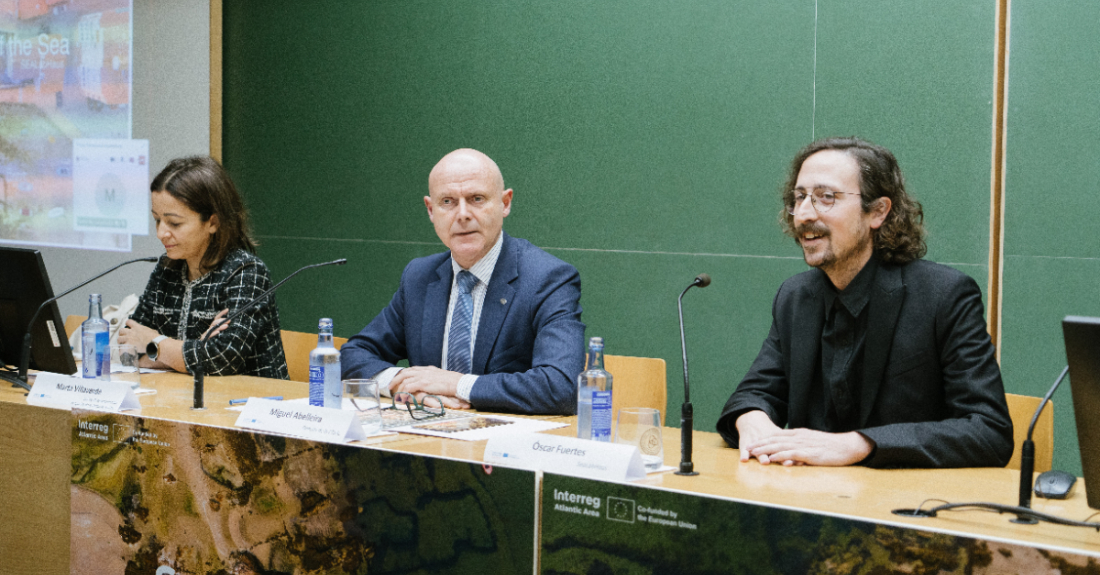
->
xmin=341 ymin=149 xmax=585 ymax=414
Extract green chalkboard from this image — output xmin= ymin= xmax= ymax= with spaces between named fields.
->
xmin=1002 ymin=1 xmax=1100 ymax=475
xmin=223 ymin=1 xmax=996 ymax=446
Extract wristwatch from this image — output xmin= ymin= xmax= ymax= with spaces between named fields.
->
xmin=146 ymin=335 xmax=169 ymax=361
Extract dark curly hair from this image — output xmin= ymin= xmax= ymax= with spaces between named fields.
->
xmin=151 ymin=156 xmax=257 ymax=273
xmin=780 ymin=136 xmax=927 ymax=264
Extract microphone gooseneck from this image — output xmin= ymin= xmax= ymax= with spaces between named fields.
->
xmin=6 ymin=256 xmax=159 ymax=391
xmin=191 ymin=258 xmax=348 ymax=409
xmin=676 ymin=273 xmax=710 ymax=476
xmin=1013 ymin=365 xmax=1069 ymax=524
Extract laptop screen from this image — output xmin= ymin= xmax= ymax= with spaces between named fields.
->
xmin=1063 ymin=315 xmax=1100 ymax=509
xmin=0 ymin=247 xmax=77 ymax=379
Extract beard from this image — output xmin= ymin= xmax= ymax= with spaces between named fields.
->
xmin=794 ymin=222 xmax=833 ymax=269
xmin=794 ymin=221 xmax=875 ymax=285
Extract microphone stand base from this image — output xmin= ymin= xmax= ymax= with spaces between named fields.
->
xmin=1011 ymin=515 xmax=1039 ymax=525
xmin=675 ymin=462 xmax=699 ymax=477
xmin=1 ymin=372 xmax=31 ymax=392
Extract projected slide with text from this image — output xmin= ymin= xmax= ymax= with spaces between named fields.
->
xmin=0 ymin=0 xmax=141 ymax=251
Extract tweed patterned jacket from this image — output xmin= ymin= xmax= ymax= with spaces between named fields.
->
xmin=130 ymin=249 xmax=288 ymax=379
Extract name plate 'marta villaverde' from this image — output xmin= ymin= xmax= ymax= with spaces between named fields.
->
xmin=27 ymin=372 xmax=140 ymax=412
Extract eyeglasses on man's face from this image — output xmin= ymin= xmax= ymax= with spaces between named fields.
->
xmin=787 ymin=187 xmax=861 ymax=215
xmin=391 ymin=391 xmax=446 ymax=420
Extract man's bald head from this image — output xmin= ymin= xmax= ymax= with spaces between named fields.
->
xmin=429 ymin=148 xmax=505 ymax=194
xmin=424 ymin=149 xmax=513 ymax=269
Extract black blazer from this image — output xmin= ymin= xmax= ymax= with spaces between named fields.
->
xmin=717 ymin=258 xmax=1013 ymax=468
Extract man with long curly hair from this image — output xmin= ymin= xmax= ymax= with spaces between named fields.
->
xmin=717 ymin=137 xmax=1013 ymax=468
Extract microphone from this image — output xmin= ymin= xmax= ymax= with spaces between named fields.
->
xmin=1012 ymin=365 xmax=1069 ymax=524
xmin=191 ymin=258 xmax=347 ymax=409
xmin=4 ymin=256 xmax=158 ymax=391
xmin=675 ymin=273 xmax=710 ymax=476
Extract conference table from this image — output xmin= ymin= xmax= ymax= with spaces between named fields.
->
xmin=2 ymin=371 xmax=1099 ymax=574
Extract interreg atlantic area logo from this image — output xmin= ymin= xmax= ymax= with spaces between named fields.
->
xmin=76 ymin=419 xmax=110 ymax=442
xmin=75 ymin=418 xmax=170 ymax=447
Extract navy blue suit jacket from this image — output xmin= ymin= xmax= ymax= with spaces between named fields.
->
xmin=341 ymin=233 xmax=585 ymax=414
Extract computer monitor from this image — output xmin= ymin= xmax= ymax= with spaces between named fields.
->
xmin=0 ymin=247 xmax=78 ymax=382
xmin=1063 ymin=315 xmax=1100 ymax=509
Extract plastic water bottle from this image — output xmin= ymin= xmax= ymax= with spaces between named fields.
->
xmin=81 ymin=294 xmax=110 ymax=380
xmin=577 ymin=336 xmax=613 ymax=441
xmin=309 ymin=318 xmax=341 ymax=408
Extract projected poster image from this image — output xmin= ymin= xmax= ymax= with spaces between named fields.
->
xmin=0 ymin=0 xmax=144 ymax=251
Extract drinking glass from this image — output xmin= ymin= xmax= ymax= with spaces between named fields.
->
xmin=614 ymin=407 xmax=664 ymax=471
xmin=343 ymin=379 xmax=383 ymax=436
xmin=110 ymin=345 xmax=141 ymax=390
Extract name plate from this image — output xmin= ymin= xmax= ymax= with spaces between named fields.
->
xmin=27 ymin=372 xmax=140 ymax=412
xmin=235 ymin=398 xmax=366 ymax=443
xmin=484 ymin=433 xmax=645 ymax=482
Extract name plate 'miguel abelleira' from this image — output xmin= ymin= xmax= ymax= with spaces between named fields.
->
xmin=235 ymin=397 xmax=367 ymax=443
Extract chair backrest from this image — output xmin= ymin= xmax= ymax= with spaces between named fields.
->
xmin=1005 ymin=392 xmax=1054 ymax=472
xmin=604 ymin=354 xmax=667 ymax=425
xmin=281 ymin=330 xmax=348 ymax=382
xmin=64 ymin=315 xmax=87 ymax=338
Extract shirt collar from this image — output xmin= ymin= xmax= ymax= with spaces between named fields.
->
xmin=823 ymin=255 xmax=878 ymax=317
xmin=451 ymin=232 xmax=504 ymax=286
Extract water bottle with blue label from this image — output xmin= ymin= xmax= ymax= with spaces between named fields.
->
xmin=309 ymin=318 xmax=341 ymax=408
xmin=577 ymin=336 xmax=613 ymax=441
xmin=81 ymin=293 xmax=110 ymax=380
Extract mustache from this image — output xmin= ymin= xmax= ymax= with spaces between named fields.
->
xmin=794 ymin=222 xmax=829 ymax=237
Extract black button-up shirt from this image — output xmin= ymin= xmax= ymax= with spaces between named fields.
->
xmin=816 ymin=256 xmax=878 ymax=432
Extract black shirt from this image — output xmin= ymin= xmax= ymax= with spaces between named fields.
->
xmin=816 ymin=256 xmax=878 ymax=432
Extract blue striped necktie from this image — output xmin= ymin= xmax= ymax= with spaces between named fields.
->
xmin=447 ymin=270 xmax=477 ymax=373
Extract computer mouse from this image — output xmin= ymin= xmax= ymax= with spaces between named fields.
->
xmin=1034 ymin=469 xmax=1077 ymax=499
